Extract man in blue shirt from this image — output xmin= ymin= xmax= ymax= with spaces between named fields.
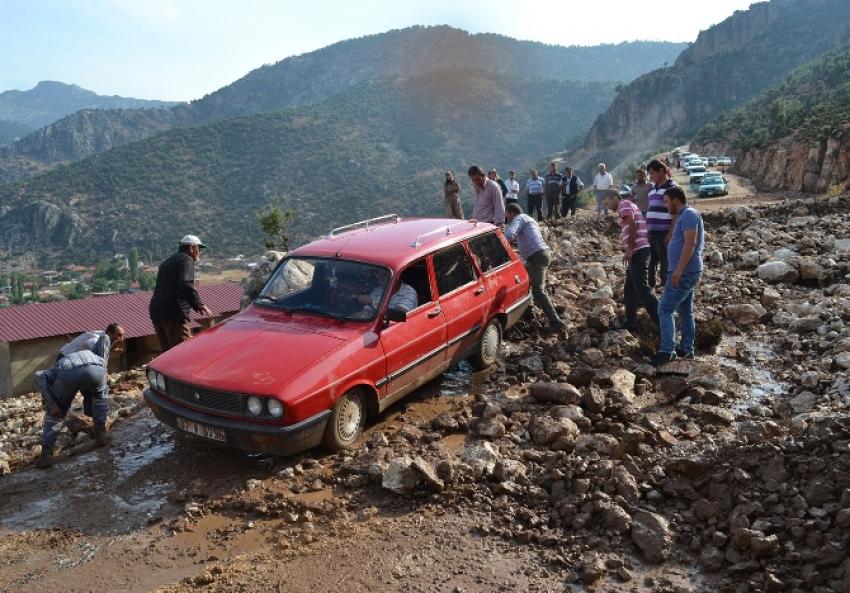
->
xmin=504 ymin=203 xmax=565 ymax=335
xmin=524 ymin=169 xmax=545 ymax=222
xmin=650 ymin=186 xmax=705 ymax=366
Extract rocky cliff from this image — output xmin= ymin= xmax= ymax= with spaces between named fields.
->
xmin=565 ymin=0 xmax=850 ymax=178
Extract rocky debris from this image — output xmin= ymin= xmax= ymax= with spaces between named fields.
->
xmin=631 ymin=511 xmax=672 ymax=563
xmin=757 ymin=260 xmax=800 ymax=284
xmin=529 ymin=382 xmax=581 ymax=405
xmin=240 ymin=250 xmax=286 ymax=306
xmin=723 ymin=303 xmax=766 ymax=325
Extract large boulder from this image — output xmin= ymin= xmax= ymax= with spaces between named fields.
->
xmin=631 ymin=511 xmax=673 ymax=562
xmin=530 ymin=382 xmax=582 ymax=405
xmin=723 ymin=303 xmax=766 ymax=325
xmin=241 ymin=250 xmax=287 ymax=306
xmin=757 ymin=261 xmax=799 ymax=284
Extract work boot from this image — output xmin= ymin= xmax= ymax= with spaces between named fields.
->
xmin=94 ymin=424 xmax=112 ymax=447
xmin=35 ymin=446 xmax=54 ymax=469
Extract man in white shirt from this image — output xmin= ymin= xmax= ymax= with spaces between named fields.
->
xmin=58 ymin=323 xmax=125 ymax=359
xmin=593 ymin=162 xmax=614 ymax=215
xmin=505 ymin=170 xmax=520 ymax=205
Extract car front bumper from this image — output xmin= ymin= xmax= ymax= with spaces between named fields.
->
xmin=144 ymin=388 xmax=329 ymax=456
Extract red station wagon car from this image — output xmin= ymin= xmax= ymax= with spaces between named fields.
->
xmin=144 ymin=215 xmax=531 ymax=455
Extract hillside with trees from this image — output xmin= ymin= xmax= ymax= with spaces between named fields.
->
xmin=564 ymin=0 xmax=850 ymax=178
xmin=0 ymin=27 xmax=684 ymax=181
xmin=693 ymin=44 xmax=850 ymax=192
xmin=0 ymin=69 xmax=616 ymax=262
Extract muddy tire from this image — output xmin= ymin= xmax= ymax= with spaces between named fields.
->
xmin=471 ymin=319 xmax=501 ymax=370
xmin=322 ymin=389 xmax=365 ymax=451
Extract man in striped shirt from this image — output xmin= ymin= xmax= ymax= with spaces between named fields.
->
xmin=645 ymin=159 xmax=677 ymax=288
xmin=605 ymin=192 xmax=659 ymax=332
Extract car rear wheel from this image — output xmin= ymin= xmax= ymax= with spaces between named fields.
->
xmin=471 ymin=319 xmax=501 ymax=370
xmin=322 ymin=389 xmax=365 ymax=451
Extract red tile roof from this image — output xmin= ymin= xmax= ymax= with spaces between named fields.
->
xmin=0 ymin=282 xmax=243 ymax=343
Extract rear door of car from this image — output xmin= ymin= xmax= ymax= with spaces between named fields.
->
xmin=378 ymin=257 xmax=447 ymax=397
xmin=467 ymin=231 xmax=528 ymax=317
xmin=433 ymin=242 xmax=489 ymax=363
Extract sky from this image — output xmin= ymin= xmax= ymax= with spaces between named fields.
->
xmin=0 ymin=0 xmax=757 ymax=102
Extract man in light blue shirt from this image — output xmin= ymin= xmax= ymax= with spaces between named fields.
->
xmin=504 ymin=203 xmax=564 ymax=335
xmin=651 ymin=186 xmax=705 ymax=366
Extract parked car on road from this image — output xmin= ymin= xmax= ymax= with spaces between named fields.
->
xmin=689 ymin=166 xmax=708 ymax=185
xmin=145 ymin=215 xmax=531 ymax=455
xmin=685 ymin=160 xmax=705 ymax=173
xmin=698 ymin=172 xmax=729 ymax=197
xmin=716 ymin=156 xmax=732 ymax=166
xmin=707 ymin=156 xmax=718 ymax=166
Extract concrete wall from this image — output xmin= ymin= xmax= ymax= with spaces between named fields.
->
xmin=0 ymin=342 xmax=10 ymax=398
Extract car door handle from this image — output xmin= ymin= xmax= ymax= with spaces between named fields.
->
xmin=427 ymin=308 xmax=442 ymax=318
xmin=474 ymin=286 xmax=485 ymax=296
xmin=514 ymin=275 xmax=521 ymax=284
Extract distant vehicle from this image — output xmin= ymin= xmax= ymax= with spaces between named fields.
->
xmin=700 ymin=157 xmax=709 ymax=166
xmin=716 ymin=156 xmax=732 ymax=166
xmin=707 ymin=156 xmax=718 ymax=166
xmin=684 ymin=160 xmax=705 ymax=173
xmin=698 ymin=173 xmax=729 ymax=197
xmin=689 ymin=166 xmax=708 ymax=185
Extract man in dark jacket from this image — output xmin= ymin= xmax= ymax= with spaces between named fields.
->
xmin=543 ymin=162 xmax=564 ymax=221
xmin=149 ymin=235 xmax=211 ymax=352
xmin=560 ymin=167 xmax=584 ymax=219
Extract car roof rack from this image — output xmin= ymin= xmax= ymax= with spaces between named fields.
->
xmin=327 ymin=214 xmax=401 ymax=238
xmin=410 ymin=221 xmax=479 ymax=248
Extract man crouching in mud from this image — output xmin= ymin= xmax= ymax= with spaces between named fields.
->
xmin=33 ymin=332 xmax=118 ymax=468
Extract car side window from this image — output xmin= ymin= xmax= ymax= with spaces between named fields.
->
xmin=433 ymin=244 xmax=477 ymax=296
xmin=398 ymin=258 xmax=433 ymax=308
xmin=468 ymin=232 xmax=511 ymax=273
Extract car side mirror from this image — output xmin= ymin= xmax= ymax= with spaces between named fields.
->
xmin=385 ymin=308 xmax=407 ymax=323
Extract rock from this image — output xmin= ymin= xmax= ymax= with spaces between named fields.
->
xmin=835 ymin=352 xmax=850 ymax=370
xmin=800 ymin=371 xmax=819 ymax=389
xmin=528 ymin=415 xmax=579 ymax=447
xmin=474 ymin=416 xmax=507 ymax=439
xmin=790 ymin=316 xmax=821 ymax=334
xmin=600 ymin=503 xmax=632 ymax=533
xmin=834 ymin=238 xmax=850 ymax=255
xmin=789 ymin=391 xmax=817 ymax=414
xmin=772 ymin=247 xmax=799 ymax=259
xmin=460 ymin=442 xmax=501 ymax=476
xmin=693 ymin=498 xmax=720 ymax=521
xmin=411 ymin=457 xmax=444 ymax=492
xmin=608 ymin=369 xmax=636 ymax=402
xmin=493 ymin=459 xmax=526 ymax=482
xmin=757 ymin=261 xmax=799 ymax=284
xmin=723 ymin=303 xmax=766 ymax=325
xmin=798 ymin=259 xmax=826 ymax=282
xmin=530 ymin=382 xmax=582 ymax=405
xmin=750 ymin=534 xmax=780 ymax=558
xmin=581 ymin=348 xmax=604 ymax=367
xmin=567 ymin=366 xmax=595 ymax=387
xmin=631 ymin=511 xmax=672 ymax=563
xmin=576 ymin=433 xmax=618 ymax=456
xmin=583 ymin=386 xmax=606 ymax=413
xmin=241 ymin=251 xmax=286 ymax=305
xmin=581 ymin=556 xmax=605 ymax=585
xmin=382 ymin=456 xmax=420 ymax=494
xmin=519 ymin=355 xmax=544 ymax=372
xmin=687 ymin=363 xmax=727 ymax=390
xmin=761 ymin=287 xmax=781 ymax=307
xmin=684 ymin=404 xmax=734 ymax=426
xmin=700 ymin=546 xmax=724 ymax=572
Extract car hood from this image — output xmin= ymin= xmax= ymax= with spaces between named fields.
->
xmin=150 ymin=306 xmax=367 ymax=396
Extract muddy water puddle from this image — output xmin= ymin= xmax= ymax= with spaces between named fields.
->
xmin=715 ymin=337 xmax=789 ymax=415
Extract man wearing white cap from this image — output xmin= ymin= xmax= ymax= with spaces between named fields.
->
xmin=148 ymin=235 xmax=212 ymax=352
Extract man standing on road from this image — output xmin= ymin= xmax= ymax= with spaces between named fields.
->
xmin=560 ymin=167 xmax=583 ymax=219
xmin=543 ymin=162 xmax=564 ymax=221
xmin=504 ymin=203 xmax=565 ymax=336
xmin=444 ymin=171 xmax=463 ymax=219
xmin=505 ymin=170 xmax=520 ymax=205
xmin=650 ymin=187 xmax=704 ymax=366
xmin=488 ymin=168 xmax=509 ymax=202
xmin=525 ymin=169 xmax=545 ymax=222
xmin=604 ymin=192 xmax=658 ymax=333
xmin=645 ymin=159 xmax=677 ymax=288
xmin=149 ymin=235 xmax=212 ymax=352
xmin=630 ymin=168 xmax=652 ymax=217
xmin=593 ymin=163 xmax=614 ymax=215
xmin=468 ymin=165 xmax=505 ymax=227
xmin=33 ymin=331 xmax=123 ymax=468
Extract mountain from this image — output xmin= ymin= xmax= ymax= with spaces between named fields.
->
xmin=564 ymin=0 xmax=850 ymax=178
xmin=0 ymin=69 xmax=615 ymax=263
xmin=0 ymin=27 xmax=685 ymax=180
xmin=693 ymin=44 xmax=850 ymax=192
xmin=0 ymin=80 xmax=177 ymax=129
xmin=0 ymin=119 xmax=31 ymax=147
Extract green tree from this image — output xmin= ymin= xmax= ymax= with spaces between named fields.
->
xmin=128 ymin=247 xmax=140 ymax=282
xmin=258 ymin=197 xmax=295 ymax=251
xmin=138 ymin=272 xmax=157 ymax=291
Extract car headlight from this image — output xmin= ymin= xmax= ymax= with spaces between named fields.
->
xmin=247 ymin=396 xmax=264 ymax=416
xmin=147 ymin=368 xmax=166 ymax=392
xmin=267 ymin=399 xmax=284 ymax=418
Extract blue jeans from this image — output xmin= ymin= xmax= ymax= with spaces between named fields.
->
xmin=658 ymin=272 xmax=701 ymax=354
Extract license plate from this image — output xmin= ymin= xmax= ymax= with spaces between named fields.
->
xmin=176 ymin=417 xmax=227 ymax=442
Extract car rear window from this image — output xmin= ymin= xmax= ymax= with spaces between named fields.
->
xmin=468 ymin=232 xmax=511 ymax=273
xmin=433 ymin=244 xmax=477 ymax=295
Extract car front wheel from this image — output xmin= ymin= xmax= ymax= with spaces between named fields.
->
xmin=322 ymin=389 xmax=365 ymax=451
xmin=471 ymin=319 xmax=501 ymax=370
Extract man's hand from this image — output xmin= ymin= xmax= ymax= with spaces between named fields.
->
xmin=671 ymin=270 xmax=682 ymax=288
xmin=623 ymin=249 xmax=633 ymax=264
xmin=199 ymin=305 xmax=212 ymax=317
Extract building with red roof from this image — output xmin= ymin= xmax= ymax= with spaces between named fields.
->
xmin=0 ymin=282 xmax=243 ymax=398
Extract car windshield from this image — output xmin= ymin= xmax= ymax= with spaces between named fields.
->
xmin=690 ymin=167 xmax=706 ymax=173
xmin=703 ymin=175 xmax=722 ymax=183
xmin=256 ymin=257 xmax=391 ymax=321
